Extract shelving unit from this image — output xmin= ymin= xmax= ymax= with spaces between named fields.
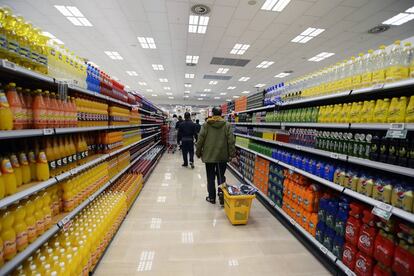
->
xmin=227 ymin=163 xmax=354 ymax=276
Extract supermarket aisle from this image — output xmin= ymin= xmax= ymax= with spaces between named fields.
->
xmin=95 ymin=152 xmax=329 ymax=276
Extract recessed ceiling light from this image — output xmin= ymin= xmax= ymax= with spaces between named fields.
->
xmin=233 ymin=95 xmax=240 ymax=98
xmin=126 ymin=71 xmax=138 ymax=76
xmin=168 ymin=96 xmax=174 ymax=99
xmin=138 ymin=82 xmax=147 ymax=86
xmin=151 ymin=94 xmax=158 ymax=97
xmin=230 ymin=44 xmax=250 ymax=55
xmin=308 ymin=52 xmax=335 ymax=62
xmin=214 ymin=96 xmax=221 ymax=99
xmin=227 ymin=86 xmax=236 ymax=90
xmin=159 ymin=78 xmax=168 ymax=82
xmin=42 ymin=32 xmax=64 ymax=44
xmin=383 ymin=6 xmax=414 ymax=25
xmin=163 ymin=86 xmax=171 ymax=90
xmin=54 ymin=5 xmax=93 ymax=27
xmin=147 ymin=89 xmax=153 ymax=92
xmin=137 ymin=37 xmax=156 ymax=49
xmin=184 ymin=84 xmax=192 ymax=88
xmin=104 ymin=51 xmax=123 ymax=60
xmin=238 ymin=77 xmax=250 ymax=82
xmin=261 ymin=0 xmax=291 ymax=12
xmin=255 ymin=83 xmax=266 ymax=88
xmin=152 ymin=64 xmax=164 ymax=70
xmin=189 ymin=15 xmax=209 ymax=34
xmin=185 ymin=73 xmax=195 ymax=79
xmin=184 ymin=95 xmax=189 ymax=98
xmin=204 ymin=88 xmax=211 ymax=92
xmin=256 ymin=61 xmax=274 ymax=68
xmin=220 ymin=92 xmax=227 ymax=95
xmin=217 ymin=68 xmax=229 ymax=74
xmin=291 ymin=27 xmax=325 ymax=43
xmin=241 ymin=91 xmax=250 ymax=94
xmin=197 ymin=98 xmax=203 ymax=100
xmin=200 ymin=94 xmax=207 ymax=96
xmin=275 ymin=72 xmax=291 ymax=78
xmin=186 ymin=55 xmax=199 ymax=64
xmin=209 ymin=81 xmax=218 ymax=85
xmin=184 ymin=90 xmax=190 ymax=94
xmin=166 ymin=92 xmax=173 ymax=95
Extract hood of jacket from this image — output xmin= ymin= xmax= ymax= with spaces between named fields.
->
xmin=207 ymin=116 xmax=226 ymax=128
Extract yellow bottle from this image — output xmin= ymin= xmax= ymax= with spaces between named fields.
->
xmin=0 ymin=170 xmax=5 ymax=200
xmin=10 ymin=153 xmax=22 ymax=187
xmin=33 ymin=195 xmax=45 ymax=236
xmin=19 ymin=151 xmax=31 ymax=184
xmin=372 ymin=45 xmax=387 ymax=84
xmin=0 ymin=86 xmax=13 ymax=130
xmin=24 ymin=199 xmax=37 ymax=243
xmin=36 ymin=149 xmax=50 ymax=181
xmin=1 ymin=209 xmax=17 ymax=261
xmin=0 ymin=220 xmax=4 ymax=267
xmin=405 ymin=96 xmax=414 ymax=123
xmin=13 ymin=205 xmax=28 ymax=252
xmin=379 ymin=98 xmax=391 ymax=123
xmin=365 ymin=100 xmax=376 ymax=123
xmin=42 ymin=191 xmax=52 ymax=231
xmin=27 ymin=149 xmax=37 ymax=181
xmin=373 ymin=99 xmax=384 ymax=123
xmin=45 ymin=138 xmax=57 ymax=177
xmin=62 ymin=179 xmax=74 ymax=212
xmin=1 ymin=157 xmax=17 ymax=195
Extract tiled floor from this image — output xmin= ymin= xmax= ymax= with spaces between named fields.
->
xmin=95 ymin=153 xmax=330 ymax=276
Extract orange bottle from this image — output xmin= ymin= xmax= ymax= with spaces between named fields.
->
xmin=43 ymin=91 xmax=52 ymax=128
xmin=0 ymin=85 xmax=13 ymax=130
xmin=33 ymin=90 xmax=48 ymax=129
xmin=6 ymin=83 xmax=23 ymax=130
xmin=49 ymin=93 xmax=59 ymax=128
xmin=24 ymin=89 xmax=33 ymax=129
xmin=16 ymin=87 xmax=28 ymax=129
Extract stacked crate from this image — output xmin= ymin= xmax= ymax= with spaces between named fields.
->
xmin=247 ymin=91 xmax=264 ymax=110
xmin=253 ymin=156 xmax=270 ymax=195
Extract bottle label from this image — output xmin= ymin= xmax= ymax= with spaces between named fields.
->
xmin=34 ymin=108 xmax=48 ymax=125
xmin=38 ymin=152 xmax=48 ymax=164
xmin=372 ymin=70 xmax=385 ymax=82
xmin=19 ymin=46 xmax=30 ymax=59
xmin=10 ymin=154 xmax=20 ymax=168
xmin=49 ymin=160 xmax=56 ymax=170
xmin=7 ymin=40 xmax=19 ymax=54
xmin=1 ymin=159 xmax=14 ymax=174
xmin=0 ymin=92 xmax=10 ymax=108
xmin=56 ymin=158 xmax=62 ymax=167
xmin=386 ymin=66 xmax=409 ymax=80
xmin=72 ymin=154 xmax=77 ymax=162
xmin=44 ymin=214 xmax=52 ymax=227
xmin=3 ymin=239 xmax=16 ymax=257
xmin=19 ymin=153 xmax=29 ymax=166
xmin=36 ymin=218 xmax=45 ymax=234
xmin=68 ymin=155 xmax=73 ymax=163
xmin=16 ymin=231 xmax=28 ymax=249
xmin=361 ymin=72 xmax=372 ymax=84
xmin=62 ymin=156 xmax=68 ymax=166
xmin=27 ymin=224 xmax=37 ymax=241
xmin=28 ymin=151 xmax=36 ymax=164
xmin=31 ymin=51 xmax=39 ymax=63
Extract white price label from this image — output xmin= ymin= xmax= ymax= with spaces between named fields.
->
xmin=330 ymin=153 xmax=339 ymax=159
xmin=345 ymin=268 xmax=356 ymax=276
xmin=390 ymin=123 xmax=405 ymax=130
xmin=319 ymin=245 xmax=328 ymax=254
xmin=372 ymin=83 xmax=384 ymax=90
xmin=295 ymin=145 xmax=301 ymax=150
xmin=89 ymin=195 xmax=95 ymax=202
xmin=61 ymin=216 xmax=70 ymax=225
xmin=290 ymin=218 xmax=296 ymax=225
xmin=372 ymin=203 xmax=393 ymax=220
xmin=377 ymin=202 xmax=393 ymax=212
xmin=43 ymin=128 xmax=54 ymax=135
xmin=3 ymin=60 xmax=16 ymax=70
xmin=70 ymin=168 xmax=78 ymax=175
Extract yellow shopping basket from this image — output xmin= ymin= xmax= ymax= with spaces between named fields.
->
xmin=223 ymin=188 xmax=256 ymax=225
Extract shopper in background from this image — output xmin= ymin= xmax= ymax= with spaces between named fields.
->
xmin=196 ymin=107 xmax=236 ymax=204
xmin=178 ymin=112 xmax=197 ymax=168
xmin=195 ymin=119 xmax=201 ymax=142
xmin=176 ymin=115 xmax=184 ymax=151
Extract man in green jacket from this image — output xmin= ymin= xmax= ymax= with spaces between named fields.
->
xmin=196 ymin=106 xmax=236 ymax=204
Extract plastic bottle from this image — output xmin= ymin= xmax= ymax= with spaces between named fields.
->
xmin=33 ymin=89 xmax=48 ymax=129
xmin=24 ymin=89 xmax=34 ymax=129
xmin=24 ymin=199 xmax=37 ymax=243
xmin=1 ymin=209 xmax=17 ymax=261
xmin=0 ymin=220 xmax=3 ymax=267
xmin=385 ymin=40 xmax=409 ymax=82
xmin=13 ymin=205 xmax=28 ymax=252
xmin=1 ymin=156 xmax=17 ymax=195
xmin=361 ymin=50 xmax=374 ymax=87
xmin=16 ymin=86 xmax=28 ymax=129
xmin=0 ymin=85 xmax=13 ymax=130
xmin=6 ymin=83 xmax=23 ymax=130
xmin=10 ymin=153 xmax=22 ymax=188
xmin=36 ymin=148 xmax=50 ymax=181
xmin=406 ymin=96 xmax=414 ymax=123
xmin=388 ymin=96 xmax=407 ymax=123
xmin=42 ymin=191 xmax=52 ymax=230
xmin=372 ymin=45 xmax=387 ymax=84
xmin=45 ymin=138 xmax=57 ymax=177
xmin=0 ymin=171 xmax=5 ymax=200
xmin=19 ymin=151 xmax=31 ymax=184
xmin=33 ymin=195 xmax=45 ymax=236
xmin=27 ymin=148 xmax=37 ymax=181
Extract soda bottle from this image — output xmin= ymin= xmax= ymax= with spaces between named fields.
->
xmin=33 ymin=89 xmax=48 ymax=129
xmin=6 ymin=82 xmax=23 ymax=130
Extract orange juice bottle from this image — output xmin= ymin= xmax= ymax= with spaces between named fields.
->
xmin=49 ymin=92 xmax=59 ymax=128
xmin=42 ymin=191 xmax=52 ymax=230
xmin=0 ymin=85 xmax=13 ymax=130
xmin=9 ymin=153 xmax=22 ymax=187
xmin=13 ymin=204 xmax=28 ymax=252
xmin=60 ymin=137 xmax=69 ymax=172
xmin=1 ymin=209 xmax=17 ymax=261
xmin=24 ymin=199 xmax=37 ymax=243
xmin=27 ymin=147 xmax=37 ymax=181
xmin=24 ymin=88 xmax=33 ymax=129
xmin=5 ymin=83 xmax=23 ymax=130
xmin=33 ymin=89 xmax=48 ymax=129
xmin=45 ymin=138 xmax=57 ymax=177
xmin=43 ymin=91 xmax=53 ymax=128
xmin=16 ymin=86 xmax=28 ymax=129
xmin=33 ymin=195 xmax=45 ymax=236
xmin=0 ymin=220 xmax=3 ymax=267
xmin=1 ymin=156 xmax=17 ymax=195
xmin=0 ymin=171 xmax=5 ymax=200
xmin=36 ymin=147 xmax=50 ymax=181
xmin=19 ymin=151 xmax=31 ymax=184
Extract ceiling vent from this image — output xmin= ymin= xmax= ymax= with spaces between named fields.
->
xmin=186 ymin=63 xmax=197 ymax=66
xmin=368 ymin=25 xmax=390 ymax=34
xmin=203 ymin=75 xmax=232 ymax=80
xmin=191 ymin=4 xmax=211 ymax=15
xmin=210 ymin=57 xmax=250 ymax=67
xmin=284 ymin=70 xmax=294 ymax=74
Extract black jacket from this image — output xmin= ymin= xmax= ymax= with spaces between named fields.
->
xmin=178 ymin=120 xmax=197 ymax=143
xmin=195 ymin=123 xmax=201 ymax=134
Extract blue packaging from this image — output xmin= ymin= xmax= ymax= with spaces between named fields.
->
xmin=315 ymin=221 xmax=326 ymax=243
xmin=318 ymin=198 xmax=328 ymax=222
xmin=332 ymin=235 xmax=345 ymax=258
xmin=285 ymin=152 xmax=292 ymax=164
xmin=324 ymin=163 xmax=335 ymax=181
xmin=316 ymin=161 xmax=325 ymax=177
xmin=322 ymin=227 xmax=335 ymax=251
xmin=325 ymin=200 xmax=339 ymax=229
xmin=308 ymin=159 xmax=317 ymax=175
xmin=334 ymin=208 xmax=349 ymax=236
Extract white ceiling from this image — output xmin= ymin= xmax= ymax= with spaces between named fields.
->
xmin=4 ymin=0 xmax=414 ymax=106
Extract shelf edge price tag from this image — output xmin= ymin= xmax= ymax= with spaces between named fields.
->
xmin=372 ymin=202 xmax=393 ymax=221
xmin=295 ymin=145 xmax=301 ymax=150
xmin=70 ymin=168 xmax=78 ymax=176
xmin=330 ymin=152 xmax=339 ymax=159
xmin=372 ymin=83 xmax=384 ymax=90
xmin=3 ymin=60 xmax=16 ymax=70
xmin=43 ymin=128 xmax=54 ymax=135
xmin=289 ymin=218 xmax=296 ymax=225
xmin=345 ymin=268 xmax=356 ymax=276
xmin=89 ymin=195 xmax=95 ymax=202
xmin=319 ymin=245 xmax=328 ymax=254
xmin=390 ymin=123 xmax=405 ymax=130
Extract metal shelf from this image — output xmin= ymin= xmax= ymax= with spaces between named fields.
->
xmin=281 ymin=122 xmax=350 ymax=129
xmin=67 ymin=84 xmax=131 ymax=108
xmin=280 ymin=90 xmax=351 ymax=107
xmin=235 ymin=104 xmax=275 ymax=114
xmin=232 ymin=122 xmax=282 ymax=127
xmin=235 ymin=133 xmax=414 ymax=177
xmin=0 ymin=59 xmax=56 ymax=83
xmin=235 ymin=144 xmax=414 ymax=224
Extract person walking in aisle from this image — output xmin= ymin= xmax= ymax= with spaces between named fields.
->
xmin=176 ymin=115 xmax=184 ymax=151
xmin=194 ymin=119 xmax=201 ymax=142
xmin=178 ymin=112 xmax=197 ymax=168
xmin=196 ymin=107 xmax=236 ymax=204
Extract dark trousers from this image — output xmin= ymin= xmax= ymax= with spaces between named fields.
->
xmin=182 ymin=140 xmax=194 ymax=166
xmin=205 ymin=162 xmax=227 ymax=199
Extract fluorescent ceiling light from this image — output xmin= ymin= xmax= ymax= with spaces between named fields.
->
xmin=163 ymin=86 xmax=171 ymax=90
xmin=230 ymin=44 xmax=250 ymax=55
xmin=261 ymin=0 xmax=291 ymax=12
xmin=204 ymin=89 xmax=211 ymax=92
xmin=220 ymin=92 xmax=227 ymax=95
xmin=151 ymin=94 xmax=158 ymax=97
xmin=255 ymin=83 xmax=266 ymax=88
xmin=152 ymin=64 xmax=164 ymax=70
xmin=184 ymin=91 xmax=190 ymax=94
xmin=241 ymin=91 xmax=250 ymax=94
xmin=291 ymin=27 xmax=325 ymax=43
xmin=275 ymin=72 xmax=291 ymax=78
xmin=138 ymin=82 xmax=147 ymax=86
xmin=189 ymin=15 xmax=209 ymax=34
xmin=166 ymin=92 xmax=173 ymax=95
xmin=147 ymin=89 xmax=153 ymax=92
xmin=104 ymin=51 xmax=123 ymax=60
xmin=159 ymin=78 xmax=168 ymax=82
xmin=197 ymin=98 xmax=203 ymax=100
xmin=184 ymin=84 xmax=192 ymax=88
xmin=233 ymin=95 xmax=240 ymax=98
xmin=137 ymin=37 xmax=156 ymax=49
xmin=200 ymin=94 xmax=207 ymax=96
xmin=214 ymin=96 xmax=221 ymax=99
xmin=42 ymin=32 xmax=64 ymax=44
xmin=209 ymin=81 xmax=218 ymax=85
xmin=308 ymin=52 xmax=335 ymax=62
xmin=227 ymin=86 xmax=236 ymax=90
xmin=168 ymin=97 xmax=174 ymax=99
xmin=184 ymin=95 xmax=189 ymax=98
xmin=383 ymin=6 xmax=414 ymax=25
xmin=54 ymin=5 xmax=93 ymax=26
xmin=126 ymin=71 xmax=138 ymax=76
xmin=186 ymin=55 xmax=199 ymax=64
xmin=217 ymin=68 xmax=229 ymax=74
xmin=185 ymin=73 xmax=195 ymax=79
xmin=238 ymin=77 xmax=250 ymax=82
xmin=256 ymin=61 xmax=274 ymax=68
